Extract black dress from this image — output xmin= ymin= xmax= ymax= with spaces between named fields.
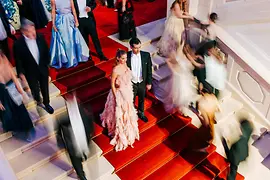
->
xmin=17 ymin=0 xmax=48 ymax=29
xmin=117 ymin=0 xmax=136 ymax=40
xmin=0 ymin=81 xmax=33 ymax=132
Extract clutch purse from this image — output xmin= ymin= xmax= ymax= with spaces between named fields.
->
xmin=6 ymin=81 xmax=29 ymax=106
xmin=6 ymin=82 xmax=23 ymax=106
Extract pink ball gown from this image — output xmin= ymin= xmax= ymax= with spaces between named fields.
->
xmin=100 ymin=66 xmax=139 ymax=151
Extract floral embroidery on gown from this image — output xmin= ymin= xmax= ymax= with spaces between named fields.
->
xmin=100 ymin=66 xmax=139 ymax=152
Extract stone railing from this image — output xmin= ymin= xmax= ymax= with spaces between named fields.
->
xmin=214 ymin=25 xmax=270 ymax=127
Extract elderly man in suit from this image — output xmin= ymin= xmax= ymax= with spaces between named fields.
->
xmin=13 ymin=19 xmax=54 ymax=114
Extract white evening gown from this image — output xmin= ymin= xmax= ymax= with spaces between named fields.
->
xmin=157 ymin=12 xmax=185 ymax=57
xmin=164 ymin=51 xmax=196 ymax=112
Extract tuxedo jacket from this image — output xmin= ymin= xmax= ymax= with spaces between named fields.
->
xmin=0 ymin=3 xmax=16 ymax=40
xmin=13 ymin=34 xmax=50 ymax=82
xmin=73 ymin=0 xmax=97 ymax=19
xmin=127 ymin=51 xmax=152 ymax=85
xmin=56 ymin=102 xmax=94 ymax=158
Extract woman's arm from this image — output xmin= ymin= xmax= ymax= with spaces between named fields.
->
xmin=111 ymin=70 xmax=118 ymax=98
xmin=174 ymin=4 xmax=193 ymax=20
xmin=122 ymin=0 xmax=127 ymax=12
xmin=186 ymin=52 xmax=204 ymax=68
xmin=70 ymin=0 xmax=79 ymax=27
xmin=51 ymin=0 xmax=57 ymax=31
xmin=9 ymin=62 xmax=24 ymax=94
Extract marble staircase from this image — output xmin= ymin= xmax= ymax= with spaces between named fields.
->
xmin=111 ymin=18 xmax=270 ymax=179
xmin=0 ymin=80 xmax=118 ymax=179
xmin=1 ymin=17 xmax=269 ymax=180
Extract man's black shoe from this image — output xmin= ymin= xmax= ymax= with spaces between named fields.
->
xmin=138 ymin=113 xmax=148 ymax=122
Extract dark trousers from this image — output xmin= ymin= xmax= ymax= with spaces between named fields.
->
xmin=0 ymin=38 xmax=10 ymax=60
xmin=223 ymin=138 xmax=238 ymax=180
xmin=132 ymin=81 xmax=146 ymax=113
xmin=27 ymin=72 xmax=50 ymax=105
xmin=56 ymin=121 xmax=85 ymax=179
xmin=107 ymin=0 xmax=115 ymax=7
xmin=78 ymin=17 xmax=103 ymax=56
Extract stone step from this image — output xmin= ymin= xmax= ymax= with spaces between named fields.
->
xmin=0 ymin=96 xmax=66 ymax=143
xmin=141 ymin=41 xmax=159 ymax=57
xmin=20 ymin=142 xmax=103 ymax=180
xmin=215 ymin=97 xmax=243 ymax=122
xmin=9 ymin=136 xmax=102 ymax=179
xmin=152 ymin=64 xmax=171 ymax=82
xmin=108 ymin=18 xmax=165 ymax=48
xmin=218 ymin=89 xmax=232 ymax=103
xmin=24 ymin=82 xmax=60 ymax=109
xmin=151 ymin=54 xmax=166 ymax=71
xmin=62 ymin=156 xmax=115 ymax=180
xmin=0 ymin=110 xmax=68 ymax=160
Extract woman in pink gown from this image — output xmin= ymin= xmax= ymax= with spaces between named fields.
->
xmin=100 ymin=49 xmax=139 ymax=151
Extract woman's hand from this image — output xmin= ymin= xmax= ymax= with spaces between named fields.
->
xmin=53 ymin=24 xmax=58 ymax=32
xmin=0 ymin=102 xmax=5 ymax=111
xmin=75 ymin=21 xmax=79 ymax=27
xmin=122 ymin=6 xmax=126 ymax=12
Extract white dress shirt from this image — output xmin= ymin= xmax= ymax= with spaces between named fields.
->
xmin=0 ymin=19 xmax=7 ymax=41
xmin=24 ymin=35 xmax=40 ymax=65
xmin=206 ymin=23 xmax=217 ymax=40
xmin=205 ymin=55 xmax=227 ymax=90
xmin=77 ymin=0 xmax=88 ymax=18
xmin=131 ymin=52 xmax=143 ymax=83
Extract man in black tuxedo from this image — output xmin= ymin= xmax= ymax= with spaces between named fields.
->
xmin=13 ymin=19 xmax=54 ymax=114
xmin=127 ymin=38 xmax=152 ymax=122
xmin=73 ymin=0 xmax=108 ymax=61
xmin=56 ymin=95 xmax=94 ymax=180
xmin=0 ymin=3 xmax=16 ymax=59
xmin=222 ymin=119 xmax=253 ymax=180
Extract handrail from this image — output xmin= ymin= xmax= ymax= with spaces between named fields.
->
xmin=214 ymin=25 xmax=270 ymax=91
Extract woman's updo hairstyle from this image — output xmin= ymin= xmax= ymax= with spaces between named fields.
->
xmin=114 ymin=49 xmax=127 ymax=66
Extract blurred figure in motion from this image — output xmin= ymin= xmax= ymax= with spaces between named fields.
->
xmin=222 ymin=119 xmax=253 ymax=180
xmin=164 ymin=46 xmax=196 ymax=116
xmin=188 ymin=93 xmax=220 ymax=152
xmin=55 ymin=94 xmax=94 ymax=180
xmin=204 ymin=43 xmax=227 ymax=98
xmin=0 ymin=51 xmax=34 ymax=141
xmin=157 ymin=0 xmax=193 ymax=57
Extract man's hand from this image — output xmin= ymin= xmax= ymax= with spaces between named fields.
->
xmin=146 ymin=84 xmax=152 ymax=91
xmin=85 ymin=6 xmax=91 ymax=12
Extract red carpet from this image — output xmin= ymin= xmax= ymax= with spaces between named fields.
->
xmin=9 ymin=1 xmax=245 ymax=179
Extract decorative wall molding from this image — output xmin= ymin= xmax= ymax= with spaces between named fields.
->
xmin=218 ymin=39 xmax=270 ymax=121
xmin=237 ymin=71 xmax=265 ymax=103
